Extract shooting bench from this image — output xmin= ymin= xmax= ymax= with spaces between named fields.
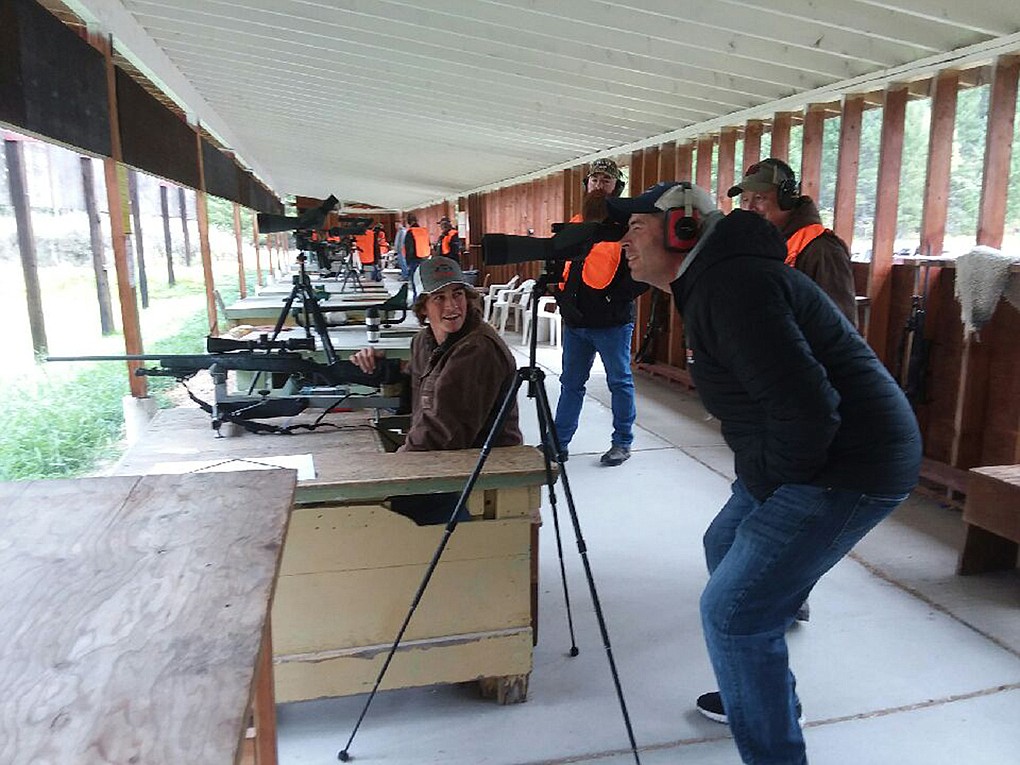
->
xmin=0 ymin=471 xmax=294 ymax=765
xmin=958 ymin=464 xmax=1020 ymax=575
xmin=114 ymin=408 xmax=546 ymax=706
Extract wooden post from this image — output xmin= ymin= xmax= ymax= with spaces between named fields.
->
xmin=642 ymin=145 xmax=659 ymax=187
xmin=96 ymin=31 xmax=146 ymax=397
xmin=771 ymin=112 xmax=792 ymax=161
xmin=695 ymin=136 xmax=714 ymax=191
xmin=976 ymin=55 xmax=1020 ymax=250
xmin=4 ymin=138 xmax=48 ymax=357
xmin=253 ymin=212 xmax=263 ymax=288
xmin=921 ymin=72 xmax=958 ymax=260
xmin=160 ymin=185 xmax=176 ymax=286
xmin=742 ymin=120 xmax=764 ymax=174
xmin=676 ymin=141 xmax=693 ymax=181
xmin=195 ymin=130 xmax=218 ymax=336
xmin=128 ymin=169 xmax=149 ymax=309
xmin=833 ymin=95 xmax=864 ymax=248
xmin=629 ymin=149 xmax=644 ymax=197
xmin=658 ymin=141 xmax=677 ymax=183
xmin=80 ymin=155 xmax=115 ymax=335
xmin=800 ymin=105 xmax=826 ymax=202
xmin=865 ymin=85 xmax=908 ymax=365
xmin=717 ymin=128 xmax=737 ymax=211
xmin=179 ymin=186 xmax=193 ymax=267
xmin=950 ymin=55 xmax=1020 ymax=469
xmin=233 ymin=202 xmax=246 ymax=298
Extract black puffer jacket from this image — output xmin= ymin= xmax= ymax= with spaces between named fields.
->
xmin=671 ymin=210 xmax=920 ymax=501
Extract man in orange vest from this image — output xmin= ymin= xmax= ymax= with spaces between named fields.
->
xmin=728 ymin=158 xmax=857 ymax=326
xmin=552 ymin=157 xmax=648 ymax=467
xmin=436 ymin=216 xmax=462 ymax=263
xmin=404 ymin=214 xmax=431 ymax=298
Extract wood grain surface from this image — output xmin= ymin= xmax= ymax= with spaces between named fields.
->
xmin=0 ymin=471 xmax=294 ymax=765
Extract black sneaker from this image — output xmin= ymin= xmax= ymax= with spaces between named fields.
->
xmin=600 ymin=444 xmax=631 ymax=466
xmin=695 ymin=691 xmax=804 ymax=725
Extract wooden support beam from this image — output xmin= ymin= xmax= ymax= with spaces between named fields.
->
xmin=4 ymin=138 xmax=48 ymax=357
xmin=951 ymin=55 xmax=1020 ymax=470
xmin=80 ymin=155 xmax=115 ymax=335
xmin=717 ymin=128 xmax=737 ymax=212
xmin=629 ymin=149 xmax=645 ymax=195
xmin=195 ymin=128 xmax=218 ymax=336
xmin=865 ymin=85 xmax=908 ymax=365
xmin=658 ymin=141 xmax=677 ymax=183
xmin=97 ymin=31 xmax=146 ymax=398
xmin=253 ymin=211 xmax=263 ymax=288
xmin=642 ymin=145 xmax=659 ymax=187
xmin=676 ymin=142 xmax=693 ymax=182
xmin=742 ymin=120 xmax=764 ymax=175
xmin=695 ymin=136 xmax=714 ymax=191
xmin=976 ymin=55 xmax=1020 ymax=249
xmin=833 ymin=95 xmax=864 ymax=248
xmin=800 ymin=106 xmax=825 ymax=201
xmin=233 ymin=202 xmax=246 ymax=298
xmin=770 ymin=112 xmax=793 ymax=161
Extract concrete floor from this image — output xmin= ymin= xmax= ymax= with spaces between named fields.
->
xmin=276 ymin=330 xmax=1020 ymax=765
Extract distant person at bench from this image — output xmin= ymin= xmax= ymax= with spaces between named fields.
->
xmin=350 ymin=256 xmax=522 ymax=524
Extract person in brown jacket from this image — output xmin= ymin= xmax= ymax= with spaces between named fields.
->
xmin=728 ymin=158 xmax=858 ymax=327
xmin=349 ymin=256 xmax=522 ymax=523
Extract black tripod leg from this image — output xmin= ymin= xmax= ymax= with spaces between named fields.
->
xmin=535 ymin=392 xmax=580 ymax=657
xmin=532 ymin=376 xmax=643 ymax=765
xmin=337 ymin=371 xmax=526 ymax=762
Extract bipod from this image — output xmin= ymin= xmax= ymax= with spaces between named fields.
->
xmin=336 ymin=263 xmax=642 ymax=764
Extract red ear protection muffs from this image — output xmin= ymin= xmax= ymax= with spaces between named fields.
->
xmin=663 ymin=184 xmax=700 ymax=252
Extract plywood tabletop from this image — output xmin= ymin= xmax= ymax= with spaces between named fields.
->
xmin=0 ymin=470 xmax=295 ymax=765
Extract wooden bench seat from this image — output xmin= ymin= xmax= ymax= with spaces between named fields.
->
xmin=957 ymin=465 xmax=1020 ymax=575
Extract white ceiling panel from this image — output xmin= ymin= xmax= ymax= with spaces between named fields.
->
xmin=63 ymin=0 xmax=1020 ymax=209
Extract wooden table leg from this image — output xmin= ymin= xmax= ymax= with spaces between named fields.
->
xmin=254 ymin=616 xmax=279 ymax=765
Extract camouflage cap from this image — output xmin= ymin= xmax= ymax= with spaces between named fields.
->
xmin=587 ymin=158 xmax=621 ymax=180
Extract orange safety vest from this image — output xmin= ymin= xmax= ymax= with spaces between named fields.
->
xmin=558 ymin=214 xmax=623 ymax=290
xmin=785 ymin=223 xmax=828 ymax=267
xmin=440 ymin=228 xmax=459 ymax=256
xmin=354 ymin=232 xmax=375 ymax=264
xmin=406 ymin=226 xmax=431 ymax=260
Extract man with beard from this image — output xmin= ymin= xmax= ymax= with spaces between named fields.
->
xmin=551 ymin=158 xmax=648 ymax=466
xmin=610 ymin=181 xmax=920 ymax=764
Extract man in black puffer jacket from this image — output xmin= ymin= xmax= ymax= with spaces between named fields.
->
xmin=609 ymin=182 xmax=921 ymax=765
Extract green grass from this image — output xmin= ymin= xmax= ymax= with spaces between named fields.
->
xmin=0 ymin=271 xmax=253 ymax=481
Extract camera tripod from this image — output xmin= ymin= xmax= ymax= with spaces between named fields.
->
xmin=271 ymin=252 xmax=340 ymax=365
xmin=336 ymin=267 xmax=642 ymax=764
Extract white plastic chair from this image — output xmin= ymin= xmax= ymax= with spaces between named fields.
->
xmin=493 ymin=279 xmax=535 ymax=334
xmin=504 ymin=280 xmax=536 ymax=334
xmin=483 ymin=274 xmax=520 ymax=323
xmin=527 ymin=295 xmax=562 ymax=346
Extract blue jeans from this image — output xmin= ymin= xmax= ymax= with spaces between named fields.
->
xmin=701 ymin=479 xmax=907 ymax=764
xmin=553 ymin=322 xmax=636 ymax=450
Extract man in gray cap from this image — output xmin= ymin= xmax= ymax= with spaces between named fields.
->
xmin=729 ymin=158 xmax=858 ymax=327
xmin=551 ymin=157 xmax=648 ymax=467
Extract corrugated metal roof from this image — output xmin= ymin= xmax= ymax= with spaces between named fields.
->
xmin=63 ymin=0 xmax=1020 ymax=209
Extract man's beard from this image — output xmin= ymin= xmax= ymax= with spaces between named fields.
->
xmin=581 ymin=190 xmax=609 ymax=222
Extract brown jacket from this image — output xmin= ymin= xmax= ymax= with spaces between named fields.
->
xmin=401 ymin=314 xmax=522 ymax=451
xmin=780 ymin=197 xmax=858 ymax=326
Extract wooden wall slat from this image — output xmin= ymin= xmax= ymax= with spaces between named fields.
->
xmin=695 ymin=137 xmax=713 ymax=191
xmin=771 ymin=113 xmax=792 ymax=161
xmin=800 ymin=106 xmax=825 ymax=201
xmin=833 ymin=95 xmax=864 ymax=248
xmin=717 ymin=128 xmax=737 ymax=211
xmin=742 ymin=120 xmax=763 ymax=176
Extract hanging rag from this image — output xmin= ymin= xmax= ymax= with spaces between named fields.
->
xmin=953 ymin=245 xmax=1020 ymax=337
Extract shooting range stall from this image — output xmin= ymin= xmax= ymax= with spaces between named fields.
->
xmin=112 ymin=407 xmax=546 ymax=705
xmin=0 ymin=471 xmax=295 ymax=765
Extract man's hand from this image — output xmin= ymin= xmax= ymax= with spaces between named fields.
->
xmin=349 ymin=347 xmax=386 ymax=374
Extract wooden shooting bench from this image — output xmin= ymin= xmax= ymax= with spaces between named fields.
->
xmin=958 ymin=464 xmax=1020 ymax=575
xmin=0 ymin=471 xmax=295 ymax=765
xmin=113 ymin=407 xmax=546 ymax=706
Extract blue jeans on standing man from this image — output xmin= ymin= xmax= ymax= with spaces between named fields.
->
xmin=553 ymin=322 xmax=636 ymax=452
xmin=700 ymin=478 xmax=908 ymax=764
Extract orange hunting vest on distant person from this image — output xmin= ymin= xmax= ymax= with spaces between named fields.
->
xmin=440 ymin=228 xmax=459 ymax=256
xmin=406 ymin=226 xmax=430 ymax=261
xmin=354 ymin=232 xmax=374 ymax=265
xmin=558 ymin=214 xmax=623 ymax=290
xmin=785 ymin=223 xmax=828 ymax=268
